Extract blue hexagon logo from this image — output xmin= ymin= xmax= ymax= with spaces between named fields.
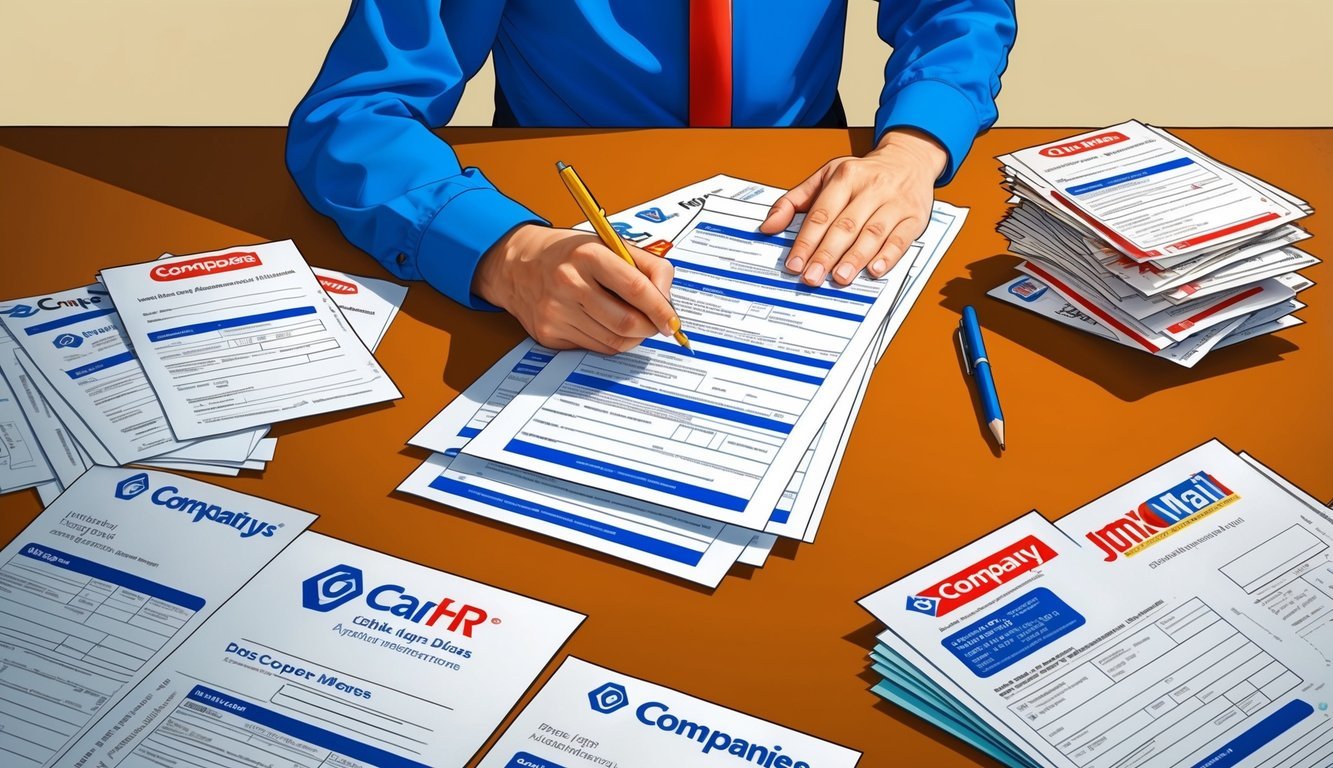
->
xmin=587 ymin=682 xmax=629 ymax=715
xmin=114 ymin=472 xmax=151 ymax=501
xmin=302 ymin=564 xmax=364 ymax=612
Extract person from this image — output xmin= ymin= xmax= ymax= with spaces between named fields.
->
xmin=287 ymin=1 xmax=1016 ymax=354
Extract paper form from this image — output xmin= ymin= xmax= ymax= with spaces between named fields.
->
xmin=477 ymin=656 xmax=860 ymax=767
xmin=1 ymin=285 xmax=269 ymax=468
xmin=99 ymin=240 xmax=401 ymax=440
xmin=310 ymin=267 xmax=407 ymax=353
xmin=999 ymin=120 xmax=1308 ymax=262
xmin=466 ymin=196 xmax=963 ymax=529
xmin=400 ymin=340 xmax=758 ymax=587
xmin=55 ymin=531 xmax=584 ymax=768
xmin=862 ymin=441 xmax=1333 ymax=768
xmin=0 ymin=467 xmax=314 ymax=766
xmin=0 ymin=354 xmax=54 ymax=492
xmin=0 ymin=330 xmax=88 ymax=488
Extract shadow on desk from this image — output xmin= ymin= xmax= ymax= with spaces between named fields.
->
xmin=938 ymin=255 xmax=1299 ymax=403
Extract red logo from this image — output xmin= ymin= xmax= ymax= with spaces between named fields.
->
xmin=643 ymin=239 xmax=673 ymax=257
xmin=1039 ymin=132 xmax=1129 ymax=158
xmin=151 ymin=252 xmax=262 ymax=281
xmin=318 ymin=275 xmax=359 ymax=295
xmin=908 ymin=535 xmax=1056 ymax=617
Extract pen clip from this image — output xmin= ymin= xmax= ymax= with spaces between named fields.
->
xmin=956 ymin=324 xmax=972 ymax=375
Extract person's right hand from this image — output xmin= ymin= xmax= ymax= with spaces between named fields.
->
xmin=473 ymin=224 xmax=680 ymax=354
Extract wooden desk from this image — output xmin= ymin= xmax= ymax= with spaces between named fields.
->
xmin=1 ymin=127 xmax=1328 ymax=766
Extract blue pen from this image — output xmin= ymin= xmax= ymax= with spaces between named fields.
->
xmin=958 ymin=306 xmax=1006 ymax=450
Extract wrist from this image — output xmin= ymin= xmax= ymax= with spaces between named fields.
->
xmin=869 ymin=128 xmax=948 ymax=181
xmin=474 ymin=223 xmax=548 ymax=308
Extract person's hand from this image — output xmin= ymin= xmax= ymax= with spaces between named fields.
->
xmin=760 ymin=128 xmax=947 ymax=286
xmin=473 ymin=224 xmax=680 ymax=354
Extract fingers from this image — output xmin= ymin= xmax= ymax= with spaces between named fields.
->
xmin=632 ymin=245 xmax=676 ymax=301
xmin=580 ymin=283 xmax=657 ymax=343
xmin=760 ymin=165 xmax=831 ymax=234
xmin=867 ymin=217 xmax=925 ymax=277
xmin=789 ymin=188 xmax=875 ymax=286
xmin=591 ymin=248 xmax=679 ymax=338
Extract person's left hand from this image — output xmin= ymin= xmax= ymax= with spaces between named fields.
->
xmin=760 ymin=128 xmax=948 ymax=286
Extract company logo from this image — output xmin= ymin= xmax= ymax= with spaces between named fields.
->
xmin=588 ymin=685 xmax=815 ymax=767
xmin=1 ymin=304 xmax=38 ymax=318
xmin=317 ymin=275 xmax=359 ymax=295
xmin=635 ymin=207 xmax=678 ymax=224
xmin=588 ymin=682 xmax=630 ymax=714
xmin=302 ymin=564 xmax=364 ymax=612
xmin=121 ymin=479 xmax=281 ymax=538
xmin=1007 ymin=278 xmax=1048 ymax=302
xmin=1086 ymin=471 xmax=1238 ymax=562
xmin=52 ymin=333 xmax=84 ymax=349
xmin=150 ymin=252 xmax=262 ymax=282
xmin=906 ymin=535 xmax=1057 ymax=618
xmin=643 ymin=239 xmax=673 ymax=257
xmin=1039 ymin=131 xmax=1129 ymax=158
xmin=114 ymin=472 xmax=151 ymax=500
xmin=610 ymin=221 xmax=651 ymax=243
xmin=298 ymin=563 xmax=493 ymax=638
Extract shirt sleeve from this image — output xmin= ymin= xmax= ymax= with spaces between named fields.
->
xmin=875 ymin=0 xmax=1017 ymax=185
xmin=285 ymin=0 xmax=545 ymax=309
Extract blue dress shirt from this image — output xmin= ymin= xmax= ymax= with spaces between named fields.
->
xmin=286 ymin=1 xmax=1016 ymax=308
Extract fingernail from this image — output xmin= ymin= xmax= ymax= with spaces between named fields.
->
xmin=804 ymin=263 xmax=825 ymax=284
xmin=870 ymin=259 xmax=886 ymax=275
xmin=786 ymin=257 xmax=805 ymax=272
xmin=834 ymin=264 xmax=855 ymax=283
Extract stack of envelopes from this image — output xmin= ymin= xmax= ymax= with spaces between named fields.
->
xmin=988 ymin=120 xmax=1315 ymax=367
xmin=0 ymin=244 xmax=405 ymax=503
xmin=400 ymin=174 xmax=967 ymax=587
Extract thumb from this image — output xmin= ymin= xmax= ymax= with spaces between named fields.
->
xmin=760 ymin=167 xmax=827 ymax=233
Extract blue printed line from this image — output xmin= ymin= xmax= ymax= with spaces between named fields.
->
xmin=427 ymin=475 xmax=705 ymax=565
xmin=1189 ymin=700 xmax=1313 ymax=768
xmin=513 ymin=364 xmax=544 ymax=376
xmin=22 ymin=308 xmax=117 ymax=336
xmin=639 ymin=338 xmax=824 ymax=385
xmin=695 ymin=221 xmax=796 ymax=247
xmin=146 ymin=305 xmax=317 ymax=342
xmin=674 ymin=278 xmax=866 ymax=322
xmin=504 ymin=439 xmax=751 ymax=512
xmin=1066 ymin=157 xmax=1195 ymax=196
xmin=687 ymin=332 xmax=834 ymax=369
xmin=21 ymin=543 xmax=205 ymax=611
xmin=770 ymin=507 xmax=791 ymax=524
xmin=187 ymin=686 xmax=431 ymax=768
xmin=456 ymin=427 xmax=481 ymax=439
xmin=671 ymin=258 xmax=876 ymax=304
xmin=522 ymin=351 xmax=554 ymax=363
xmin=566 ymin=372 xmax=792 ymax=434
xmin=65 ymin=351 xmax=136 ymax=380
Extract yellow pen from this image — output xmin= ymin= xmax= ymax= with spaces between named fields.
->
xmin=556 ymin=161 xmax=692 ymax=352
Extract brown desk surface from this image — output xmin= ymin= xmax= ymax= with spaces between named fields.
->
xmin=1 ymin=127 xmax=1329 ymax=765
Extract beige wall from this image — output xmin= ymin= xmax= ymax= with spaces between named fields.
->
xmin=1 ymin=1 xmax=1329 ymax=127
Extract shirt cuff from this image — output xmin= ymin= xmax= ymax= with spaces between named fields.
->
xmin=416 ymin=186 xmax=548 ymax=310
xmin=875 ymin=79 xmax=982 ymax=186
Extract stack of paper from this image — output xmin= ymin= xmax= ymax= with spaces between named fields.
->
xmin=400 ymin=175 xmax=966 ymax=587
xmin=0 ymin=245 xmax=406 ymax=500
xmin=989 ymin=121 xmax=1315 ymax=367
xmin=858 ymin=439 xmax=1333 ymax=768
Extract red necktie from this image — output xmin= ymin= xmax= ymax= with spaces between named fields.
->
xmin=689 ymin=0 xmax=732 ymax=126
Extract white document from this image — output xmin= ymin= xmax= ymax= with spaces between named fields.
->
xmin=0 ymin=285 xmax=263 ymax=466
xmin=999 ymin=120 xmax=1308 ymax=262
xmin=400 ymin=340 xmax=757 ymax=587
xmin=862 ymin=441 xmax=1333 ymax=768
xmin=0 ymin=466 xmax=315 ymax=766
xmin=464 ymin=196 xmax=965 ymax=528
xmin=56 ymin=531 xmax=584 ymax=768
xmin=478 ymin=656 xmax=860 ymax=767
xmin=0 ymin=328 xmax=89 ymax=488
xmin=310 ymin=267 xmax=407 ymax=352
xmin=99 ymin=240 xmax=401 ymax=439
xmin=0 ymin=351 xmax=54 ymax=492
